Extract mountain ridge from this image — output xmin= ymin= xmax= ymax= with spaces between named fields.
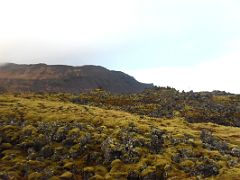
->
xmin=0 ymin=63 xmax=153 ymax=94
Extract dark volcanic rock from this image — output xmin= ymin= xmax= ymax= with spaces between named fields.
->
xmin=142 ymin=171 xmax=166 ymax=180
xmin=231 ymin=147 xmax=240 ymax=157
xmin=200 ymin=129 xmax=229 ymax=153
xmin=193 ymin=160 xmax=219 ymax=177
xmin=40 ymin=145 xmax=54 ymax=158
xmin=101 ymin=138 xmax=122 ymax=163
xmin=150 ymin=128 xmax=165 ymax=153
xmin=127 ymin=171 xmax=141 ymax=180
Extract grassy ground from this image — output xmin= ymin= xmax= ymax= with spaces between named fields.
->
xmin=0 ymin=93 xmax=240 ymax=179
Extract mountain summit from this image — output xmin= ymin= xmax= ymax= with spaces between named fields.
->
xmin=0 ymin=63 xmax=153 ymax=93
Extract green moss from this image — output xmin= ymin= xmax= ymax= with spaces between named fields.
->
xmin=83 ymin=167 xmax=95 ymax=173
xmin=1 ymin=125 xmax=18 ymax=131
xmin=1 ymin=149 xmax=22 ymax=155
xmin=68 ymin=128 xmax=80 ymax=136
xmin=179 ymin=160 xmax=195 ymax=168
xmin=89 ymin=175 xmax=105 ymax=180
xmin=1 ymin=143 xmax=13 ymax=149
xmin=59 ymin=171 xmax=73 ymax=179
xmin=0 ymin=93 xmax=239 ymax=179
xmin=28 ymin=172 xmax=44 ymax=180
xmin=141 ymin=166 xmax=156 ymax=176
xmin=63 ymin=162 xmax=75 ymax=170
xmin=94 ymin=166 xmax=108 ymax=176
xmin=22 ymin=125 xmax=37 ymax=135
xmin=49 ymin=176 xmax=61 ymax=180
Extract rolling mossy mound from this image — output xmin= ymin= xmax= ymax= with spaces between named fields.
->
xmin=71 ymin=87 xmax=240 ymax=127
xmin=0 ymin=93 xmax=240 ymax=179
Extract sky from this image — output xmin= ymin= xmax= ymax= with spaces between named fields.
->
xmin=0 ymin=0 xmax=240 ymax=93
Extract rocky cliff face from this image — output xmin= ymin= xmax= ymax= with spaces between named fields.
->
xmin=0 ymin=63 xmax=153 ymax=93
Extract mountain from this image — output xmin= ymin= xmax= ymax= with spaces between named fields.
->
xmin=0 ymin=63 xmax=153 ymax=93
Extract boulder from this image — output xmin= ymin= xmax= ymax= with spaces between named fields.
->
xmin=40 ymin=145 xmax=54 ymax=158
xmin=231 ymin=147 xmax=240 ymax=157
xmin=83 ymin=167 xmax=95 ymax=180
xmin=201 ymin=129 xmax=229 ymax=153
xmin=127 ymin=171 xmax=140 ymax=180
xmin=53 ymin=127 xmax=66 ymax=142
xmin=150 ymin=129 xmax=165 ymax=153
xmin=22 ymin=125 xmax=37 ymax=136
xmin=101 ymin=138 xmax=123 ymax=163
xmin=192 ymin=160 xmax=219 ymax=177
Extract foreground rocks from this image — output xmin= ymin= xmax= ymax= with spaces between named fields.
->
xmin=0 ymin=91 xmax=240 ymax=179
xmin=1 ymin=116 xmax=240 ymax=179
xmin=201 ymin=129 xmax=230 ymax=153
xmin=0 ymin=118 xmax=169 ymax=179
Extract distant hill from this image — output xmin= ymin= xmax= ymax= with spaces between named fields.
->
xmin=0 ymin=63 xmax=153 ymax=93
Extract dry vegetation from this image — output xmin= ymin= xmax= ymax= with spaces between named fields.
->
xmin=0 ymin=91 xmax=240 ymax=179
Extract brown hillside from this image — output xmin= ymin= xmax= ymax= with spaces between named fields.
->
xmin=0 ymin=63 xmax=153 ymax=94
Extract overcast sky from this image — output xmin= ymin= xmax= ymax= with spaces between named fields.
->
xmin=0 ymin=0 xmax=240 ymax=93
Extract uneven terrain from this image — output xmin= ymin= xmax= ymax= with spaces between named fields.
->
xmin=0 ymin=90 xmax=240 ymax=179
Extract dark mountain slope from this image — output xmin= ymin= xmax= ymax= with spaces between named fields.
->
xmin=0 ymin=63 xmax=153 ymax=93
